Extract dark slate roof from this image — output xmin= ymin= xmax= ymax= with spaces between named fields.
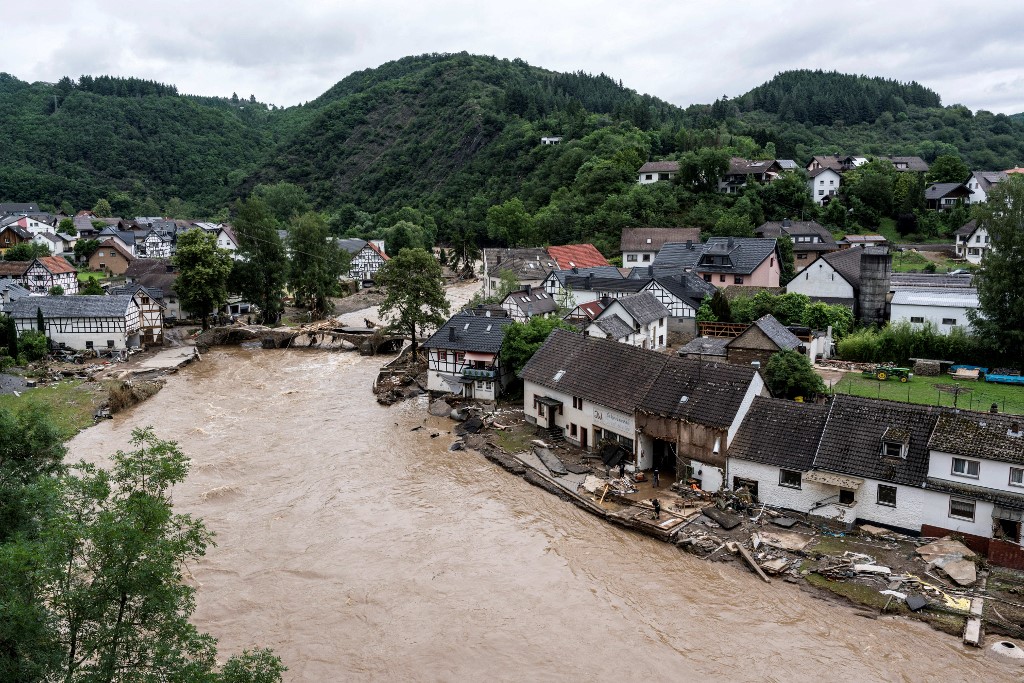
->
xmin=929 ymin=412 xmax=1024 ymax=464
xmin=638 ymin=355 xmax=760 ymax=429
xmin=756 ymin=221 xmax=838 ymax=253
xmin=126 ymin=258 xmax=173 ymax=279
xmin=503 ymin=289 xmax=558 ymax=316
xmin=650 ymin=241 xmax=704 ymax=275
xmin=694 ymin=237 xmax=779 ymax=275
xmin=637 ymin=161 xmax=680 ymax=174
xmin=520 ymin=329 xmax=669 ymax=414
xmin=11 ymin=295 xmax=135 ymax=319
xmin=971 ymin=171 xmax=1008 ymax=193
xmin=678 ymin=337 xmax=730 ymax=356
xmin=925 ymin=478 xmax=1024 ymax=511
xmin=620 ymin=227 xmax=701 ymax=252
xmin=0 ymin=223 xmax=32 ymax=240
xmin=548 ymin=266 xmax=624 ymax=287
xmin=885 ymin=156 xmax=929 ymax=172
xmin=591 ymin=315 xmax=634 ymax=340
xmin=651 ymin=273 xmax=717 ymax=308
xmin=336 ymin=238 xmax=367 ymax=254
xmin=611 ymin=292 xmax=669 ymax=326
xmin=564 ymin=276 xmax=647 ymax=294
xmin=0 ymin=203 xmax=39 ymax=214
xmin=811 ymin=395 xmax=942 ymax=487
xmin=808 ymin=167 xmax=840 ymax=178
xmin=821 ymin=246 xmax=866 ymax=289
xmin=728 ymin=397 xmax=830 ymax=471
xmin=421 ymin=311 xmax=514 ymax=353
xmin=955 ymin=219 xmax=979 ymax=237
xmin=925 ymin=183 xmax=969 ymax=200
xmin=97 ymin=227 xmax=136 ymax=245
xmin=730 ymin=314 xmax=801 ymax=351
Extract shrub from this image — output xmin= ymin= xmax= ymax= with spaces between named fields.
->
xmin=18 ymin=330 xmax=49 ymax=361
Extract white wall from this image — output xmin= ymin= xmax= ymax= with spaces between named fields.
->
xmin=623 ymin=251 xmax=656 ymax=265
xmin=928 ymin=450 xmax=1023 ymax=494
xmin=786 ymin=259 xmax=855 ymax=299
xmin=890 ymin=302 xmax=974 ymax=334
xmin=523 ymin=379 xmax=635 ymax=456
xmin=808 ymin=170 xmax=841 ymax=206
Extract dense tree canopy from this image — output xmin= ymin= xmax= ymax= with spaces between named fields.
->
xmin=172 ymin=229 xmax=233 ymax=329
xmin=375 ymin=248 xmax=450 ymax=359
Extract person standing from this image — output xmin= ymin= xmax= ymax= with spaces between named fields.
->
xmin=652 ymin=469 xmax=660 ymax=488
xmin=618 ymin=461 xmax=626 ymax=479
xmin=651 ymin=498 xmax=661 ymax=519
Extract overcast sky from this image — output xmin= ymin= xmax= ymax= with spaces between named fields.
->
xmin=6 ymin=1 xmax=1024 ymax=114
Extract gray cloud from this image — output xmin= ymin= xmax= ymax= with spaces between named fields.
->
xmin=5 ymin=1 xmax=1024 ymax=114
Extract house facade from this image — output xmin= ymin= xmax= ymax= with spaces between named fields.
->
xmin=584 ymin=292 xmax=669 ymax=350
xmin=349 ymin=240 xmax=389 ymax=282
xmin=889 ymin=288 xmax=978 ymax=334
xmin=421 ymin=311 xmax=515 ymax=401
xmin=12 ymin=294 xmax=144 ymax=350
xmin=965 ymin=171 xmax=1008 ymax=204
xmin=653 ymin=238 xmax=781 ymax=289
xmin=0 ymin=223 xmax=32 ymax=254
xmin=620 ymin=227 xmax=701 ymax=266
xmin=725 ymin=314 xmax=802 ymax=368
xmin=808 ymin=168 xmax=841 ymax=205
xmin=23 ymin=257 xmax=78 ymax=295
xmin=637 ymin=161 xmax=680 ymax=185
xmin=954 ymin=220 xmax=990 ymax=264
xmin=500 ymin=287 xmax=557 ymax=322
xmin=88 ymin=239 xmax=134 ymax=276
xmin=925 ymin=183 xmax=971 ymax=211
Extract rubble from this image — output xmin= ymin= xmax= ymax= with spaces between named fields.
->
xmin=916 ymin=537 xmax=978 ymax=586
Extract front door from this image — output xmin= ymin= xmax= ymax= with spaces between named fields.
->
xmin=580 ymin=428 xmax=588 ymax=449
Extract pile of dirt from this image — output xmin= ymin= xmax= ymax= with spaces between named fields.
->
xmin=105 ymin=379 xmax=165 ymax=414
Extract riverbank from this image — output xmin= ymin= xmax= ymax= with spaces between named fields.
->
xmin=441 ymin=403 xmax=1024 ymax=649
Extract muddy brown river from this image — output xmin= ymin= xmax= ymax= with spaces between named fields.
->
xmin=69 ymin=348 xmax=1016 ymax=681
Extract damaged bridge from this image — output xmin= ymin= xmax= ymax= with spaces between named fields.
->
xmin=198 ymin=321 xmax=407 ymax=355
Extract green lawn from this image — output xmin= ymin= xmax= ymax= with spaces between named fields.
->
xmin=0 ymin=380 xmax=102 ymax=438
xmin=830 ymin=371 xmax=1024 ymax=416
xmin=77 ymin=270 xmax=104 ymax=283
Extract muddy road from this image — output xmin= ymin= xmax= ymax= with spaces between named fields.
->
xmin=68 ymin=348 xmax=1014 ymax=681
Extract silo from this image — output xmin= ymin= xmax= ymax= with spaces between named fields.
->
xmin=857 ymin=247 xmax=892 ymax=326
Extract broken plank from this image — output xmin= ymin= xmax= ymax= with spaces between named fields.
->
xmin=702 ymin=506 xmax=742 ymax=530
xmin=736 ymin=543 xmax=772 ymax=584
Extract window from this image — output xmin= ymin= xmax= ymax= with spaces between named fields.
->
xmin=734 ymin=276 xmax=744 ymax=284
xmin=818 ymin=190 xmax=824 ymax=196
xmin=942 ymin=318 xmax=957 ymax=326
xmin=882 ymin=442 xmax=905 ymax=458
xmin=641 ymin=254 xmax=651 ymax=262
xmin=909 ymin=316 xmax=924 ymax=323
xmin=779 ymin=469 xmax=802 ymax=489
xmin=485 ymin=381 xmax=492 ymax=391
xmin=797 ymin=253 xmax=807 ymax=260
xmin=658 ymin=335 xmax=664 ymax=346
xmin=819 ymin=180 xmax=825 ymax=186
xmin=829 ymin=180 xmax=835 ymax=185
xmin=719 ymin=275 xmax=726 ymax=283
xmin=645 ymin=174 xmax=653 ymax=180
xmin=703 ymin=274 xmax=711 ymax=282
xmin=951 ymin=458 xmax=980 ymax=478
xmin=569 ymin=423 xmax=577 ymax=437
xmin=877 ymin=485 xmax=897 ymax=507
xmin=949 ymin=498 xmax=976 ymax=521
xmin=438 ymin=350 xmax=447 ymax=362
xmin=572 ymin=396 xmax=583 ymax=410
xmin=658 ymin=173 xmax=669 ymax=181
xmin=626 ymin=254 xmax=637 ymax=262
xmin=85 ymin=341 xmax=94 ymax=349
xmin=1010 ymin=468 xmax=1024 ymax=488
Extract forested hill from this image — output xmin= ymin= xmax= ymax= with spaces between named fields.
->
xmin=734 ymin=70 xmax=941 ymax=125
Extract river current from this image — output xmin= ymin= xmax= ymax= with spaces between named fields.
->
xmin=68 ymin=348 xmax=1016 ymax=681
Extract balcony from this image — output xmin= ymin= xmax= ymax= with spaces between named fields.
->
xmin=462 ymin=366 xmax=497 ymax=379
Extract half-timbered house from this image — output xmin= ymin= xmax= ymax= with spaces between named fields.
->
xmin=12 ymin=294 xmax=144 ymax=350
xmin=23 ymin=256 xmax=78 ymax=295
xmin=421 ymin=310 xmax=515 ymax=401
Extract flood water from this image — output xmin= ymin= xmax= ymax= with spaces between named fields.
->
xmin=68 ymin=348 xmax=1016 ymax=681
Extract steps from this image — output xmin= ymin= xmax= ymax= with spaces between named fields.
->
xmin=545 ymin=427 xmax=566 ymax=445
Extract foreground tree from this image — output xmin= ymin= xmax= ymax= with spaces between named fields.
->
xmin=375 ymin=248 xmax=450 ymax=360
xmin=970 ymin=176 xmax=1024 ymax=361
xmin=926 ymin=154 xmax=970 ymax=185
xmin=288 ymin=212 xmax=348 ymax=319
xmin=500 ymin=317 xmax=574 ymax=376
xmin=173 ymin=229 xmax=233 ymax=329
xmin=231 ymin=198 xmax=288 ymax=324
xmin=4 ymin=242 xmax=50 ymax=261
xmin=764 ymin=349 xmax=826 ymax=399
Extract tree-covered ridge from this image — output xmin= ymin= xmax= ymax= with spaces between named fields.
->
xmin=735 ymin=69 xmax=942 ymax=125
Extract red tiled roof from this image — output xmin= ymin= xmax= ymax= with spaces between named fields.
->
xmin=546 ymin=244 xmax=609 ymax=270
xmin=366 ymin=242 xmax=389 ymax=261
xmin=35 ymin=255 xmax=77 ymax=274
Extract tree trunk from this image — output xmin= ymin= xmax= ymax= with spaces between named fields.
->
xmin=410 ymin=324 xmax=418 ymax=362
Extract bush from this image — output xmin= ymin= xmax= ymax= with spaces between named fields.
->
xmin=836 ymin=321 xmax=985 ymax=364
xmin=764 ymin=349 xmax=826 ymax=399
xmin=18 ymin=331 xmax=49 ymax=361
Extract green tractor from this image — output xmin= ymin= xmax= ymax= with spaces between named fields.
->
xmin=862 ymin=365 xmax=912 ymax=383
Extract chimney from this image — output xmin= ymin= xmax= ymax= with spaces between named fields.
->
xmin=1010 ymin=421 xmax=1021 ymax=437
xmin=524 ymin=284 xmax=532 ymax=295
xmin=727 ymin=237 xmax=735 ymax=249
xmin=586 ymin=273 xmax=593 ymax=289
xmin=448 ymin=327 xmax=456 ymax=342
xmin=647 ymin=265 xmax=654 ymax=278
xmin=600 ymin=295 xmax=611 ymax=307
xmin=686 ymin=239 xmax=693 ymax=250
xmin=782 ymin=218 xmax=792 ymax=227
xmin=571 ymin=266 xmax=579 ymax=274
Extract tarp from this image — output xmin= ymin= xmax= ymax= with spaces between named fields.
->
xmin=600 ymin=443 xmax=628 ymax=467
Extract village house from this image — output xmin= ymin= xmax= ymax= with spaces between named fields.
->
xmin=838 ymin=234 xmax=887 ymax=249
xmin=637 ymin=161 xmax=680 ymax=184
xmin=755 ymin=220 xmax=839 ymax=270
xmin=620 ymin=227 xmax=701 ymax=266
xmin=723 ymin=314 xmax=803 ymax=367
xmin=96 ymin=227 xmax=137 ymax=257
xmin=786 ymin=246 xmax=892 ymax=325
xmin=807 ymin=168 xmax=841 ymax=205
xmin=965 ymin=171 xmax=1008 ymax=204
xmin=546 ymin=244 xmax=610 ymax=271
xmin=481 ymin=247 xmax=555 ymax=298
xmin=641 ymin=273 xmax=717 ymax=334
xmin=338 ymin=239 xmax=389 ymax=283
xmin=88 ymin=238 xmax=134 ymax=276
xmin=0 ymin=279 xmax=31 ymax=314
xmin=11 ymin=293 xmax=152 ymax=351
xmin=718 ymin=158 xmax=785 ymax=194
xmin=584 ymin=292 xmax=670 ymax=350
xmin=0 ymin=222 xmax=32 ymax=254
xmin=562 ymin=300 xmax=605 ymax=328
xmin=109 ymin=284 xmax=165 ymax=345
xmin=540 ymin=266 xmax=628 ymax=306
xmin=954 ymin=219 xmax=990 ymax=264
xmin=0 ymin=202 xmax=41 ymax=216
xmin=22 ymin=256 xmax=79 ymax=295
xmin=521 ymin=330 xmax=765 ymax=488
xmin=654 ymin=237 xmax=781 ymax=288
xmin=137 ymin=229 xmax=172 ymax=259
xmin=925 ymin=183 xmax=971 ymax=211
xmin=0 ymin=213 xmax=54 ymax=236
xmin=540 ymin=136 xmax=563 ymax=145
xmin=421 ymin=310 xmax=516 ymax=401
xmin=500 ymin=286 xmax=558 ymax=322
xmin=31 ymin=232 xmax=66 ymax=255
xmin=806 ymin=155 xmax=929 ymax=174
xmin=889 ymin=288 xmax=978 ymax=334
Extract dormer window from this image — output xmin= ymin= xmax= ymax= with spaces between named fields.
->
xmin=882 ymin=442 xmax=905 ymax=459
xmin=880 ymin=427 xmax=909 ymax=459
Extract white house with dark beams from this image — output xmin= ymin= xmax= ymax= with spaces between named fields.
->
xmin=421 ymin=310 xmax=515 ymax=401
xmin=584 ymin=292 xmax=670 ymax=350
xmin=23 ymin=256 xmax=79 ymax=295
xmin=11 ymin=294 xmax=145 ymax=350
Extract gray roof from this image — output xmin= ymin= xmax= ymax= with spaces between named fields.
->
xmin=653 ymin=238 xmax=778 ymax=277
xmin=728 ymin=397 xmax=831 ymax=471
xmin=925 ymin=183 xmax=969 ymax=200
xmin=637 ymin=161 xmax=680 ymax=174
xmin=955 ymin=219 xmax=980 ymax=237
xmin=756 ymin=221 xmax=838 ymax=252
xmin=929 ymin=412 xmax=1024 ymax=464
xmin=109 ymin=283 xmax=166 ymax=307
xmin=420 ymin=311 xmax=514 ymax=353
xmin=548 ymin=266 xmax=625 ymax=288
xmin=610 ymin=292 xmax=669 ymax=326
xmin=811 ymin=395 xmax=941 ymax=487
xmin=484 ymin=248 xmax=555 ymax=279
xmin=678 ymin=337 xmax=730 ymax=356
xmin=0 ymin=223 xmax=32 ymax=240
xmin=730 ymin=314 xmax=801 ymax=351
xmin=11 ymin=295 xmax=136 ymax=319
xmin=336 ymin=238 xmax=368 ymax=254
xmin=970 ymin=171 xmax=1008 ymax=193
xmin=563 ymin=275 xmax=646 ymax=294
xmin=725 ymin=158 xmax=782 ymax=176
xmin=97 ymin=228 xmax=136 ymax=245
xmin=884 ymin=156 xmax=929 ymax=172
xmin=620 ymin=227 xmax=701 ymax=252
xmin=651 ymin=273 xmax=717 ymax=308
xmin=0 ymin=203 xmax=40 ymax=215
xmin=820 ymin=246 xmax=868 ymax=289
xmin=891 ymin=288 xmax=978 ymax=308
xmin=591 ymin=315 xmax=634 ymax=340
xmin=502 ymin=289 xmax=558 ymax=316
xmin=520 ymin=329 xmax=759 ymax=427
xmin=890 ymin=272 xmax=974 ymax=289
